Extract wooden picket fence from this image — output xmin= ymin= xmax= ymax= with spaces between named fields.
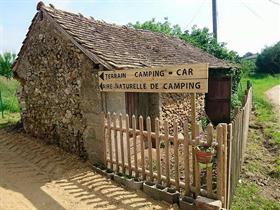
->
xmin=104 ymin=113 xmax=229 ymax=206
xmin=227 ymin=84 xmax=252 ymax=208
xmin=103 ymin=84 xmax=252 ymax=209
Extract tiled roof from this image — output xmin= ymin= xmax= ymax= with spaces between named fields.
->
xmin=14 ymin=2 xmax=232 ymax=71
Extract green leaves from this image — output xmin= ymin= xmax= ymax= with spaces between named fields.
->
xmin=256 ymin=41 xmax=280 ymax=74
xmin=0 ymin=52 xmax=16 ymax=79
xmin=128 ymin=19 xmax=239 ymax=62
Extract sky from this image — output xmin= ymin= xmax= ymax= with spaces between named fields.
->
xmin=0 ymin=0 xmax=279 ymax=56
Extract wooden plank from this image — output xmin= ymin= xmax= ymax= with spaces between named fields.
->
xmin=102 ymin=112 xmax=107 ymax=165
xmin=107 ymin=112 xmax=113 ymax=169
xmin=183 ymin=121 xmax=190 ymax=195
xmin=126 ymin=114 xmax=132 ymax=176
xmin=113 ymin=113 xmax=119 ymax=172
xmin=155 ymin=118 xmax=161 ymax=183
xmin=174 ymin=120 xmax=180 ymax=190
xmin=164 ymin=120 xmax=170 ymax=187
xmin=222 ymin=123 xmax=228 ymax=208
xmin=195 ymin=136 xmax=201 ymax=196
xmin=98 ymin=63 xmax=209 ymax=82
xmin=139 ymin=116 xmax=145 ymax=179
xmin=132 ymin=115 xmax=138 ymax=177
xmin=206 ymin=124 xmax=214 ymax=195
xmin=99 ymin=79 xmax=208 ymax=93
xmin=147 ymin=117 xmax=153 ymax=181
xmin=227 ymin=123 xmax=233 ymax=209
xmin=216 ymin=124 xmax=224 ymax=203
xmin=191 ymin=93 xmax=197 ymax=185
xmin=119 ymin=114 xmax=125 ymax=174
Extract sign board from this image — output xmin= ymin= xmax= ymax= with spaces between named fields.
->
xmin=98 ymin=63 xmax=209 ymax=93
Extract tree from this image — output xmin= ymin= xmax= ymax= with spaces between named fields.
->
xmin=0 ymin=52 xmax=16 ymax=79
xmin=128 ymin=18 xmax=239 ymax=63
xmin=256 ymin=42 xmax=280 ymax=74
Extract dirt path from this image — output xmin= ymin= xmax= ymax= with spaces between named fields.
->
xmin=0 ymin=129 xmax=175 ymax=210
xmin=265 ymin=85 xmax=280 ymax=119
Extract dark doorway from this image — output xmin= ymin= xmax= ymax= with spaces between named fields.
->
xmin=205 ymin=77 xmax=231 ymax=125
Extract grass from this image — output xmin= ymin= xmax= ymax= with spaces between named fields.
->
xmin=232 ymin=74 xmax=280 ymax=210
xmin=0 ymin=76 xmax=20 ymax=113
xmin=238 ymin=74 xmax=280 ymax=145
xmin=0 ymin=76 xmax=20 ymax=127
xmin=232 ymin=182 xmax=280 ymax=210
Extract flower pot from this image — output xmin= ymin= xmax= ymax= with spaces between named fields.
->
xmin=179 ymin=196 xmax=196 ymax=210
xmin=127 ymin=178 xmax=143 ymax=191
xmin=161 ymin=187 xmax=180 ymax=204
xmin=113 ymin=173 xmax=132 ymax=186
xmin=105 ymin=169 xmax=114 ymax=180
xmin=92 ymin=165 xmax=107 ymax=177
xmin=143 ymin=181 xmax=165 ymax=200
xmin=195 ymin=150 xmax=213 ymax=164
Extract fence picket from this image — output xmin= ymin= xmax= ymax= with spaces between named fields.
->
xmin=217 ymin=124 xmax=224 ymax=204
xmin=155 ymin=118 xmax=161 ymax=183
xmin=222 ymin=123 xmax=228 ymax=208
xmin=107 ymin=112 xmax=113 ymax=169
xmin=164 ymin=120 xmax=170 ymax=187
xmin=119 ymin=114 xmax=125 ymax=174
xmin=132 ymin=115 xmax=138 ymax=177
xmin=126 ymin=114 xmax=132 ymax=176
xmin=113 ymin=113 xmax=119 ymax=172
xmin=183 ymin=121 xmax=190 ymax=195
xmin=206 ymin=124 xmax=214 ymax=195
xmin=147 ymin=117 xmax=153 ymax=181
xmin=174 ymin=120 xmax=179 ymax=190
xmin=139 ymin=116 xmax=145 ymax=179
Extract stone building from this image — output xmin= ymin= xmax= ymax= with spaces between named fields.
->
xmin=13 ymin=2 xmax=232 ymax=164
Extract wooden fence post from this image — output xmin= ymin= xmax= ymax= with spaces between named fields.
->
xmin=164 ymin=120 xmax=170 ymax=187
xmin=174 ymin=120 xmax=180 ymax=191
xmin=155 ymin=118 xmax=161 ymax=183
xmin=119 ymin=114 xmax=125 ymax=174
xmin=132 ymin=115 xmax=138 ymax=177
xmin=183 ymin=121 xmax=190 ymax=195
xmin=113 ymin=113 xmax=119 ymax=172
xmin=216 ymin=124 xmax=224 ymax=204
xmin=206 ymin=124 xmax=213 ymax=196
xmin=139 ymin=116 xmax=145 ymax=179
xmin=126 ymin=114 xmax=132 ymax=176
xmin=147 ymin=117 xmax=153 ymax=181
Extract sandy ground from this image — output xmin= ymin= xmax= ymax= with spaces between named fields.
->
xmin=265 ymin=85 xmax=280 ymax=119
xmin=0 ymin=129 xmax=176 ymax=210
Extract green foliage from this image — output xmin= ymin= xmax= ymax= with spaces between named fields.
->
xmin=256 ymin=41 xmax=280 ymax=74
xmin=180 ymin=25 xmax=239 ymax=62
xmin=128 ymin=18 xmax=239 ymax=62
xmin=232 ymin=181 xmax=280 ymax=210
xmin=0 ymin=112 xmax=20 ymax=128
xmin=0 ymin=76 xmax=20 ymax=113
xmin=128 ymin=17 xmax=182 ymax=37
xmin=0 ymin=52 xmax=16 ymax=79
xmin=240 ymin=59 xmax=256 ymax=76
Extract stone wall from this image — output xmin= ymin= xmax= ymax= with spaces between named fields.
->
xmin=15 ymin=13 xmax=89 ymax=158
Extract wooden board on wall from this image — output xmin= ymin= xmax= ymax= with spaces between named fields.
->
xmin=98 ymin=63 xmax=209 ymax=93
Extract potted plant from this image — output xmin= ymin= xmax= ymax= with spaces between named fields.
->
xmin=195 ymin=142 xmax=216 ymax=164
xmin=127 ymin=177 xmax=143 ymax=191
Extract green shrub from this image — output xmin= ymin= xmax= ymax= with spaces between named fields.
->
xmin=256 ymin=41 xmax=280 ymax=74
xmin=0 ymin=52 xmax=16 ymax=79
xmin=0 ymin=76 xmax=20 ymax=113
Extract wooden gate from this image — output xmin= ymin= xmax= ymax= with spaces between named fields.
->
xmin=206 ymin=77 xmax=231 ymax=125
